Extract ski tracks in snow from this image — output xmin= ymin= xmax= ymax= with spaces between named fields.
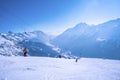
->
xmin=0 ymin=57 xmax=120 ymax=80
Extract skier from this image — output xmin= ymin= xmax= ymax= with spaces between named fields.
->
xmin=23 ymin=47 xmax=27 ymax=57
xmin=59 ymin=54 xmax=62 ymax=58
xmin=75 ymin=57 xmax=79 ymax=62
xmin=75 ymin=53 xmax=82 ymax=62
xmin=58 ymin=52 xmax=62 ymax=58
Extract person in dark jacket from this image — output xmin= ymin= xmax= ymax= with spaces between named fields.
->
xmin=59 ymin=54 xmax=62 ymax=58
xmin=75 ymin=58 xmax=79 ymax=62
xmin=23 ymin=48 xmax=27 ymax=57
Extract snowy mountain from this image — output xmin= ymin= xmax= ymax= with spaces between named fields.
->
xmin=0 ymin=56 xmax=120 ymax=80
xmin=0 ymin=31 xmax=59 ymax=57
xmin=0 ymin=33 xmax=21 ymax=56
xmin=52 ymin=18 xmax=120 ymax=60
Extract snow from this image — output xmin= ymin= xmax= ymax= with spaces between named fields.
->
xmin=0 ymin=56 xmax=120 ymax=80
xmin=0 ymin=31 xmax=57 ymax=56
xmin=96 ymin=38 xmax=106 ymax=42
xmin=0 ymin=36 xmax=14 ymax=45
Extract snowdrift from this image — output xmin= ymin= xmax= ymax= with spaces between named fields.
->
xmin=0 ymin=56 xmax=120 ymax=80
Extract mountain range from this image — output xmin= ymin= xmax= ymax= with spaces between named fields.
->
xmin=0 ymin=31 xmax=59 ymax=57
xmin=52 ymin=18 xmax=120 ymax=60
xmin=1 ymin=18 xmax=120 ymax=60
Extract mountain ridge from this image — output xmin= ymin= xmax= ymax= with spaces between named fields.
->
xmin=52 ymin=18 xmax=120 ymax=60
xmin=0 ymin=31 xmax=59 ymax=57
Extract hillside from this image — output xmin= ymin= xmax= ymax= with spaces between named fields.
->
xmin=0 ymin=56 xmax=120 ymax=80
xmin=52 ymin=18 xmax=120 ymax=60
xmin=0 ymin=31 xmax=59 ymax=57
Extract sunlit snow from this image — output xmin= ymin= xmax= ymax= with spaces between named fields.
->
xmin=0 ymin=56 xmax=120 ymax=80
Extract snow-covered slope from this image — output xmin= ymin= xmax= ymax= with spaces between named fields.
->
xmin=52 ymin=18 xmax=120 ymax=60
xmin=0 ymin=56 xmax=120 ymax=80
xmin=0 ymin=33 xmax=22 ymax=56
xmin=0 ymin=31 xmax=59 ymax=57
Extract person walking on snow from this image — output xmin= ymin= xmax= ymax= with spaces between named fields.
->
xmin=23 ymin=47 xmax=27 ymax=57
xmin=75 ymin=57 xmax=79 ymax=62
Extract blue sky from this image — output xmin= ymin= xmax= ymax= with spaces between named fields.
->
xmin=0 ymin=0 xmax=120 ymax=35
